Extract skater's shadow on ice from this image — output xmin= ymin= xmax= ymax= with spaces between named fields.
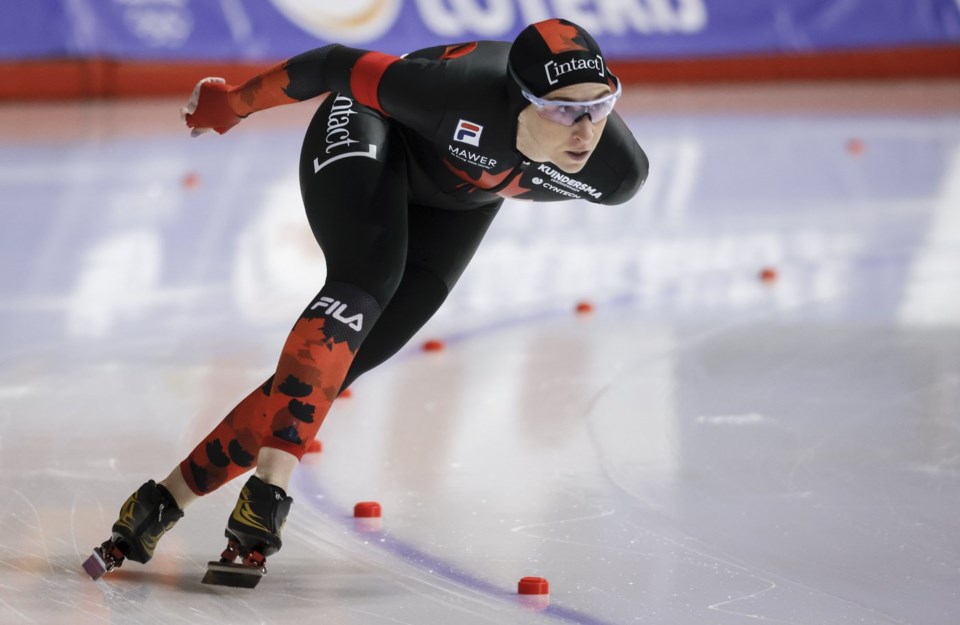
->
xmin=97 ymin=568 xmax=195 ymax=595
xmin=51 ymin=557 xmax=405 ymax=603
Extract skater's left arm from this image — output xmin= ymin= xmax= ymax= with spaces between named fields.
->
xmin=180 ymin=47 xmax=338 ymax=137
xmin=182 ymin=45 xmax=447 ymax=137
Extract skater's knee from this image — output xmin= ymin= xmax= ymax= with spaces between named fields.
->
xmin=325 ymin=265 xmax=403 ymax=311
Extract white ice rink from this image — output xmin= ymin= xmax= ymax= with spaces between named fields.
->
xmin=1 ymin=82 xmax=959 ymax=624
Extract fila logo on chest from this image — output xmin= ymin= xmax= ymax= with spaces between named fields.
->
xmin=454 ymin=119 xmax=483 ymax=146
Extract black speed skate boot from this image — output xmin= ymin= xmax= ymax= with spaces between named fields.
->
xmin=202 ymin=475 xmax=293 ymax=588
xmin=82 ymin=480 xmax=184 ymax=580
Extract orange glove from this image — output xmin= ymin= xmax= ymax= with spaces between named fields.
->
xmin=179 ymin=77 xmax=244 ymax=137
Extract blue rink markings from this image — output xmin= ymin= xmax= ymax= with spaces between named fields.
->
xmin=295 ymin=468 xmax=620 ymax=625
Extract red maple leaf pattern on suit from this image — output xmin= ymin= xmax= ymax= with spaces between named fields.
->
xmin=534 ymin=21 xmax=588 ymax=54
xmin=443 ymin=160 xmax=531 ymax=198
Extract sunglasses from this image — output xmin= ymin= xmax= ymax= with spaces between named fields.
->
xmin=513 ymin=72 xmax=622 ymax=126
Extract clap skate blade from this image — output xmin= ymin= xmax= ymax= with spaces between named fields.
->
xmin=82 ymin=540 xmax=125 ymax=580
xmin=202 ymin=539 xmax=266 ymax=588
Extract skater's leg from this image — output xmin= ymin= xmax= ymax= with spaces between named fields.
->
xmin=177 ymin=376 xmax=276 ymax=496
xmin=159 ymin=466 xmax=201 ymax=510
xmin=254 ymin=447 xmax=298 ymax=492
xmin=85 ymin=374 xmax=275 ymax=577
xmin=176 ymin=200 xmax=487 ymax=495
xmin=161 ymin=378 xmax=292 ymax=500
xmin=180 ymin=95 xmax=407 ymax=497
xmin=205 ymin=99 xmax=410 ymax=576
xmin=84 ymin=374 xmax=277 ymax=576
xmin=250 ymin=96 xmax=409 ymax=466
xmin=340 ymin=199 xmax=503 ymax=391
xmin=255 ymin=281 xmax=384 ymax=460
xmin=92 ymin=96 xmax=407 ymax=577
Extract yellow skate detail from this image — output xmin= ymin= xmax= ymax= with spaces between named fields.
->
xmin=114 ymin=492 xmax=139 ymax=533
xmin=231 ymin=486 xmax=271 ymax=534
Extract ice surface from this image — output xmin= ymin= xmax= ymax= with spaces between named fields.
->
xmin=1 ymin=83 xmax=959 ymax=624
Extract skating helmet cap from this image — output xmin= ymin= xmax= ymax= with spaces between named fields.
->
xmin=508 ymin=19 xmax=618 ymax=98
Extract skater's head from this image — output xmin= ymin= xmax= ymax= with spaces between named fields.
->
xmin=509 ymin=19 xmax=621 ymax=173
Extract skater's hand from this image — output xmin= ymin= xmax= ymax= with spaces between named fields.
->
xmin=180 ymin=77 xmax=244 ymax=138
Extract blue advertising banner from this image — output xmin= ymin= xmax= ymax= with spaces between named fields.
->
xmin=2 ymin=0 xmax=959 ymax=62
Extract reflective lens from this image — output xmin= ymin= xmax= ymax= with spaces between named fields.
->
xmin=521 ymin=83 xmax=622 ymax=126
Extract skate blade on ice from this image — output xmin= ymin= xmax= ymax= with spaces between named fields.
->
xmin=82 ymin=550 xmax=108 ymax=580
xmin=202 ymin=561 xmax=265 ymax=588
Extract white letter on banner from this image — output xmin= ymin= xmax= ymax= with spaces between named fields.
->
xmin=415 ymin=0 xmax=463 ymax=36
xmin=450 ymin=0 xmax=514 ymax=36
xmin=595 ymin=0 xmax=652 ymax=34
xmin=594 ymin=0 xmax=705 ymax=34
xmin=516 ymin=0 xmax=552 ymax=24
xmin=550 ymin=0 xmax=602 ymax=33
xmin=677 ymin=0 xmax=707 ymax=32
xmin=649 ymin=0 xmax=707 ymax=32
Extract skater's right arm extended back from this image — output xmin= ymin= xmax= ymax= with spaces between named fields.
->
xmin=181 ymin=44 xmax=451 ymax=138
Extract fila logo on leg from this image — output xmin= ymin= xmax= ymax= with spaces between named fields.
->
xmin=454 ymin=119 xmax=483 ymax=146
xmin=311 ymin=296 xmax=364 ymax=331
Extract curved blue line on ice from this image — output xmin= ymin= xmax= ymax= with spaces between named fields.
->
xmin=295 ymin=469 xmax=621 ymax=625
xmin=293 ymin=299 xmax=633 ymax=624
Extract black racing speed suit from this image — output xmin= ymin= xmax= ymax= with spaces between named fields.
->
xmin=180 ymin=40 xmax=649 ymax=492
xmin=289 ymin=40 xmax=648 ymax=389
xmin=295 ymin=41 xmax=646 ymax=210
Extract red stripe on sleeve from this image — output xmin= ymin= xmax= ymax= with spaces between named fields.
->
xmin=350 ymin=51 xmax=400 ymax=114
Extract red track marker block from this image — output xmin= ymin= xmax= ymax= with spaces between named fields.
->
xmin=518 ymin=576 xmax=550 ymax=595
xmin=759 ymin=267 xmax=778 ymax=284
xmin=846 ymin=138 xmax=865 ymax=156
xmin=423 ymin=339 xmax=445 ymax=352
xmin=354 ymin=501 xmax=382 ymax=518
xmin=575 ymin=300 xmax=594 ymax=314
xmin=182 ymin=172 xmax=200 ymax=189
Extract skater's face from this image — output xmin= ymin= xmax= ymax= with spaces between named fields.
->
xmin=516 ymin=82 xmax=615 ymax=174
